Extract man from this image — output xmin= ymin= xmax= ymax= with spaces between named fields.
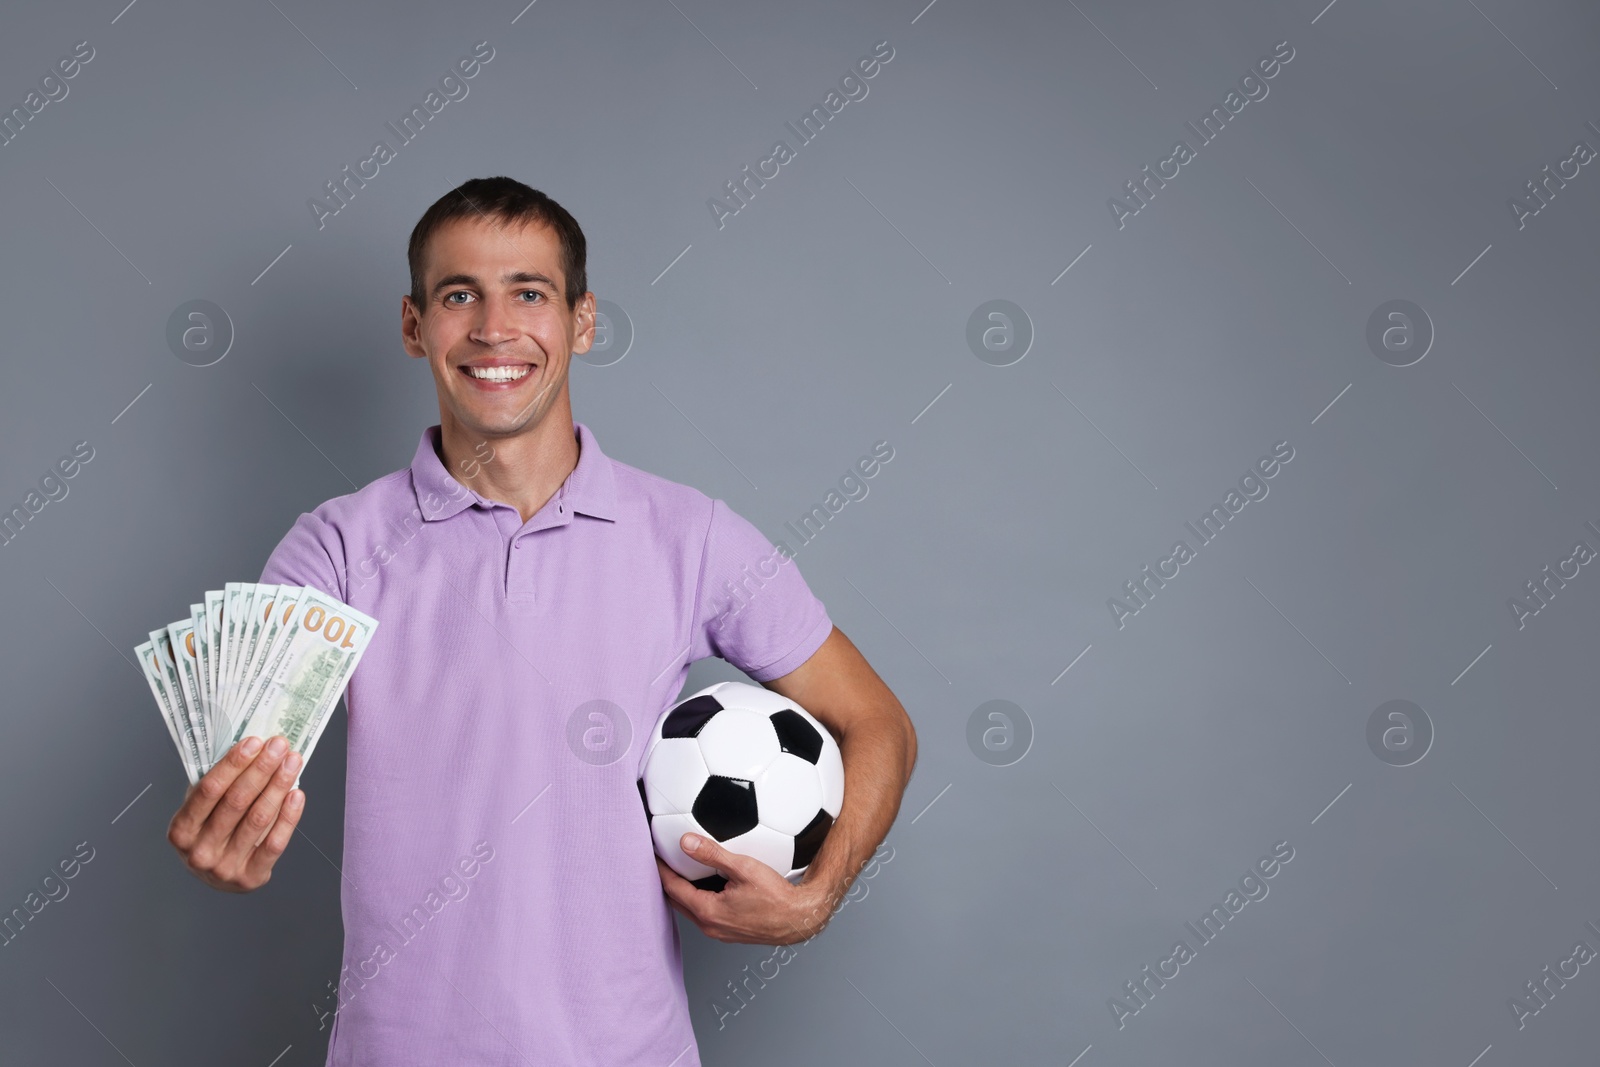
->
xmin=164 ymin=176 xmax=917 ymax=1065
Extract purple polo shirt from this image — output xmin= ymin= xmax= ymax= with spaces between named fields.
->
xmin=260 ymin=421 xmax=833 ymax=1066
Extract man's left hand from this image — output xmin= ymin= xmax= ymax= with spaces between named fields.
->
xmin=657 ymin=832 xmax=837 ymax=945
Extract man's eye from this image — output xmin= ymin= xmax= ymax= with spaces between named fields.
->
xmin=518 ymin=290 xmax=543 ymax=303
xmin=445 ymin=291 xmax=472 ymax=305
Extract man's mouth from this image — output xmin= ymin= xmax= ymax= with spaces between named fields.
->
xmin=459 ymin=362 xmax=535 ymax=383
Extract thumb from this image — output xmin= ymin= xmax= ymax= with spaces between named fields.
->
xmin=682 ymin=832 xmax=748 ymax=881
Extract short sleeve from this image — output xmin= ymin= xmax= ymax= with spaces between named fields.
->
xmin=691 ymin=499 xmax=833 ymax=682
xmin=259 ymin=510 xmax=348 ymax=601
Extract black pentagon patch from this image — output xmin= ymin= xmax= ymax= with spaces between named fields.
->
xmin=637 ymin=778 xmax=650 ymax=819
xmin=692 ymin=873 xmax=728 ymax=893
xmin=692 ymin=776 xmax=758 ymax=841
xmin=791 ymin=809 xmax=834 ymax=870
xmin=770 ymin=709 xmax=824 ymax=764
xmin=661 ymin=695 xmax=723 ymax=738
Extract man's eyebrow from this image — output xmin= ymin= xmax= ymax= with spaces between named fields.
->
xmin=505 ymin=270 xmax=559 ymax=290
xmin=430 ymin=272 xmax=476 ymax=296
xmin=431 ymin=270 xmax=561 ymax=297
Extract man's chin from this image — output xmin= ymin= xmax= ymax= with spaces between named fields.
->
xmin=455 ymin=415 xmax=530 ymax=439
xmin=449 ymin=402 xmax=545 ymax=440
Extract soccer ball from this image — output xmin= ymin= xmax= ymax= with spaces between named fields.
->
xmin=639 ymin=681 xmax=844 ymax=891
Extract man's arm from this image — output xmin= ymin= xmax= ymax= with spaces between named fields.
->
xmin=166 ymin=510 xmax=340 ymax=891
xmin=657 ymin=626 xmax=917 ymax=944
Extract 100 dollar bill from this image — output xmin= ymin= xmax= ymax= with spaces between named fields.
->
xmin=149 ymin=629 xmax=205 ymax=777
xmin=136 ymin=638 xmax=198 ymax=785
xmin=231 ymin=587 xmax=378 ymax=759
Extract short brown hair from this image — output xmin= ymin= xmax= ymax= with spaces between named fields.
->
xmin=407 ymin=176 xmax=588 ymax=312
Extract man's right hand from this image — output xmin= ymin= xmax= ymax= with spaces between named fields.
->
xmin=166 ymin=735 xmax=305 ymax=893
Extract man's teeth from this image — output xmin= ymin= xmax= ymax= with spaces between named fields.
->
xmin=466 ymin=365 xmax=532 ymax=382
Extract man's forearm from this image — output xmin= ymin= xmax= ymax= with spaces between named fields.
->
xmin=753 ymin=626 xmax=918 ymax=940
xmin=797 ymin=708 xmax=916 ymax=929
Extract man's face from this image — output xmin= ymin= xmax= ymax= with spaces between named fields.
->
xmin=402 ymin=215 xmax=594 ymax=439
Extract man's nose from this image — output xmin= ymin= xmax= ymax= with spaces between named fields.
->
xmin=471 ymin=296 xmax=517 ymax=344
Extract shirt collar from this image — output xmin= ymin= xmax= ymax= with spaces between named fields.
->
xmin=410 ymin=421 xmax=619 ymax=523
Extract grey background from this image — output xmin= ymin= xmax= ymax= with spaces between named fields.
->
xmin=1 ymin=0 xmax=1597 ymax=1063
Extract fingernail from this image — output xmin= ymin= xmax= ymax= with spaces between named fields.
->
xmin=683 ymin=833 xmax=701 ymax=852
xmin=266 ymin=737 xmax=288 ymax=758
xmin=284 ymin=751 xmax=303 ymax=775
xmin=242 ymin=737 xmax=263 ymax=757
xmin=288 ymin=790 xmax=304 ymax=810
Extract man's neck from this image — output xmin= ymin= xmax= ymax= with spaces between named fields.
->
xmin=438 ymin=409 xmax=580 ymax=524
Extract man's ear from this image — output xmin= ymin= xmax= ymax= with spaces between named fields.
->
xmin=571 ymin=292 xmax=596 ymax=356
xmin=401 ymin=296 xmax=427 ymax=359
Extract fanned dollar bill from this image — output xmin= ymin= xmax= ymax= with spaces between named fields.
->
xmin=137 ymin=639 xmax=197 ymax=785
xmin=189 ymin=603 xmax=212 ymax=744
xmin=150 ymin=629 xmax=205 ymax=777
xmin=204 ymin=589 xmax=225 ymax=747
xmin=166 ymin=619 xmax=211 ymax=766
xmin=234 ymin=588 xmax=377 ymax=758
xmin=134 ymin=584 xmax=377 ymax=781
xmin=218 ymin=583 xmax=248 ymax=725
xmin=223 ymin=585 xmax=302 ymax=759
xmin=223 ymin=583 xmax=260 ymax=723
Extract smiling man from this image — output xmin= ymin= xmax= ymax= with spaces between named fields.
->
xmin=163 ymin=176 xmax=917 ymax=1065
